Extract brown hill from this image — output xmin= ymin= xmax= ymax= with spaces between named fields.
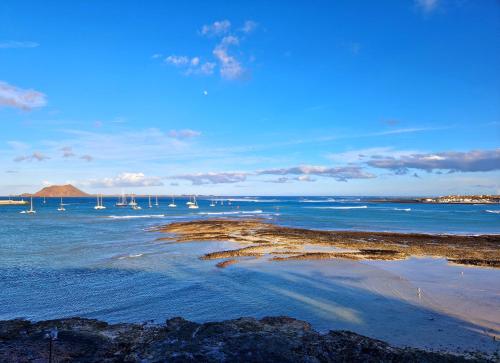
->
xmin=32 ymin=184 xmax=90 ymax=197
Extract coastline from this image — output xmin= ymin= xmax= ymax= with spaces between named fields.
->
xmin=1 ymin=316 xmax=494 ymax=362
xmin=156 ymin=219 xmax=500 ymax=268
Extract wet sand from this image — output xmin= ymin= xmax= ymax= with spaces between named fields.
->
xmin=156 ymin=219 xmax=500 ymax=268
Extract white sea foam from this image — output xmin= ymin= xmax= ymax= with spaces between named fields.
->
xmin=485 ymin=210 xmax=500 ymax=214
xmin=394 ymin=208 xmax=411 ymax=212
xmin=107 ymin=214 xmax=166 ymax=219
xmin=213 ymin=198 xmax=280 ymax=203
xmin=306 ymin=206 xmax=368 ymax=210
xmin=198 ymin=210 xmax=263 ymax=215
xmin=300 ymin=198 xmax=360 ymax=203
xmin=300 ymin=199 xmax=332 ymax=203
xmin=118 ymin=253 xmax=144 ymax=260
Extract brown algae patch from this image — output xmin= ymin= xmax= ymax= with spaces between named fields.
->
xmin=216 ymin=259 xmax=239 ymax=268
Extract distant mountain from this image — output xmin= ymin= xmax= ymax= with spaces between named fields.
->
xmin=32 ymin=184 xmax=90 ymax=197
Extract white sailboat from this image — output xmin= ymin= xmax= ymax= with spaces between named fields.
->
xmin=148 ymin=195 xmax=152 ymax=208
xmin=155 ymin=195 xmax=159 ymax=207
xmin=129 ymin=195 xmax=141 ymax=210
xmin=188 ymin=196 xmax=199 ymax=209
xmin=43 ymin=196 xmax=46 ymax=204
xmin=168 ymin=196 xmax=177 ymax=208
xmin=94 ymin=194 xmax=106 ymax=210
xmin=210 ymin=199 xmax=215 ymax=207
xmin=186 ymin=195 xmax=194 ymax=205
xmin=26 ymin=197 xmax=36 ymax=214
xmin=116 ymin=191 xmax=128 ymax=207
xmin=57 ymin=197 xmax=66 ymax=211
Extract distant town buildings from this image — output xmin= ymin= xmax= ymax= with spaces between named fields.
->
xmin=420 ymin=195 xmax=500 ymax=204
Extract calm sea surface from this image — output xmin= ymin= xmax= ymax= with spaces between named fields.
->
xmin=1 ymin=196 xmax=499 ymax=351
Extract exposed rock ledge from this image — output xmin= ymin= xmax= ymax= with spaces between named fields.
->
xmin=156 ymin=219 xmax=500 ymax=268
xmin=0 ymin=316 xmax=492 ymax=362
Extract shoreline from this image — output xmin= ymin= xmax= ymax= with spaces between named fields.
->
xmin=369 ymin=199 xmax=500 ymax=205
xmin=156 ymin=219 xmax=500 ymax=268
xmin=0 ymin=316 xmax=494 ymax=362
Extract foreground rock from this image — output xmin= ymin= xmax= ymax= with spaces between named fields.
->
xmin=0 ymin=316 xmax=491 ymax=362
xmin=157 ymin=219 xmax=500 ymax=268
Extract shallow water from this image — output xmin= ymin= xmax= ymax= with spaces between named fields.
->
xmin=1 ymin=196 xmax=499 ymax=353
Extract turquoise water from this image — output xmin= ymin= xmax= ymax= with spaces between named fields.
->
xmin=1 ymin=196 xmax=499 ymax=351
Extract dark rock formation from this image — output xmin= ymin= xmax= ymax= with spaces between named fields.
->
xmin=158 ymin=219 xmax=500 ymax=268
xmin=0 ymin=316 xmax=491 ymax=362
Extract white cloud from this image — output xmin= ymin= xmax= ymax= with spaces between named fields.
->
xmin=296 ymin=175 xmax=315 ymax=182
xmin=164 ymin=55 xmax=216 ymax=76
xmin=258 ymin=165 xmax=375 ymax=182
xmin=201 ymin=20 xmax=231 ymax=36
xmin=161 ymin=20 xmax=255 ymax=80
xmin=80 ymin=154 xmax=93 ymax=162
xmin=199 ymin=62 xmax=216 ymax=75
xmin=14 ymin=152 xmax=50 ymax=162
xmin=172 ymin=172 xmax=248 ymax=185
xmin=168 ymin=129 xmax=201 ymax=139
xmin=348 ymin=42 xmax=361 ymax=55
xmin=373 ymin=127 xmax=437 ymax=136
xmin=326 ymin=147 xmax=417 ymax=164
xmin=165 ymin=55 xmax=190 ymax=66
xmin=266 ymin=177 xmax=289 ymax=183
xmin=61 ymin=146 xmax=75 ymax=158
xmin=51 ymin=127 xmax=202 ymax=165
xmin=240 ymin=20 xmax=258 ymax=34
xmin=267 ymin=175 xmax=316 ymax=183
xmin=85 ymin=172 xmax=163 ymax=188
xmin=0 ymin=41 xmax=39 ymax=49
xmin=221 ymin=35 xmax=239 ymax=46
xmin=58 ymin=146 xmax=93 ymax=161
xmin=415 ymin=0 xmax=438 ymax=13
xmin=0 ymin=81 xmax=47 ymax=110
xmin=213 ymin=40 xmax=244 ymax=80
xmin=184 ymin=61 xmax=216 ymax=76
xmin=367 ymin=149 xmax=500 ymax=174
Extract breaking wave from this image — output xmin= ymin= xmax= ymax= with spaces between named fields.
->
xmin=213 ymin=198 xmax=281 ymax=203
xmin=485 ymin=210 xmax=500 ymax=214
xmin=300 ymin=198 xmax=360 ymax=203
xmin=117 ymin=253 xmax=144 ymax=260
xmin=306 ymin=206 xmax=368 ymax=210
xmin=198 ymin=210 xmax=263 ymax=215
xmin=107 ymin=214 xmax=166 ymax=219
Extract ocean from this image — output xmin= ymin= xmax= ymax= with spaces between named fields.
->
xmin=1 ymin=196 xmax=499 ymax=352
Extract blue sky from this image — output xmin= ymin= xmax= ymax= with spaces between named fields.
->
xmin=1 ymin=0 xmax=499 ymax=196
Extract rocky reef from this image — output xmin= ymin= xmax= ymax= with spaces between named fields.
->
xmin=0 ymin=316 xmax=492 ymax=362
xmin=156 ymin=219 xmax=500 ymax=268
